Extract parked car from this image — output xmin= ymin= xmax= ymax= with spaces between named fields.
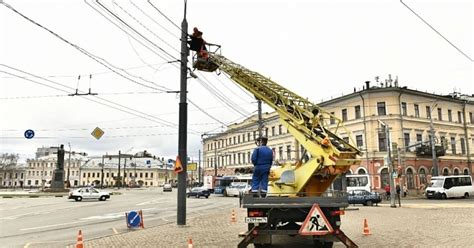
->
xmin=347 ymin=190 xmax=381 ymax=206
xmin=225 ymin=184 xmax=251 ymax=197
xmin=186 ymin=187 xmax=210 ymax=198
xmin=163 ymin=183 xmax=172 ymax=192
xmin=68 ymin=187 xmax=110 ymax=202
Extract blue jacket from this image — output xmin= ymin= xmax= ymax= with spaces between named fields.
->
xmin=251 ymin=146 xmax=273 ymax=167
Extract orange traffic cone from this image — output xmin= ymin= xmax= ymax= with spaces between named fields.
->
xmin=362 ymin=219 xmax=371 ymax=236
xmin=187 ymin=238 xmax=193 ymax=248
xmin=76 ymin=230 xmax=84 ymax=248
xmin=231 ymin=209 xmax=237 ymax=224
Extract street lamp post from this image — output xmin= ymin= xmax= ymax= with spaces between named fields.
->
xmin=67 ymin=142 xmax=71 ymax=188
xmin=378 ymin=120 xmax=397 ymax=208
xmin=100 ymin=155 xmax=104 ymax=188
xmin=429 ymin=103 xmax=439 ymax=176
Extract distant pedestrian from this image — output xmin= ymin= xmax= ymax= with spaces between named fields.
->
xmin=251 ymin=136 xmax=273 ymax=197
xmin=403 ymin=185 xmax=408 ymax=197
xmin=384 ymin=184 xmax=391 ymax=200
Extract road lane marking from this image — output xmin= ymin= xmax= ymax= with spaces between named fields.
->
xmin=20 ymin=220 xmax=88 ymax=231
xmin=24 ymin=240 xmax=68 ymax=248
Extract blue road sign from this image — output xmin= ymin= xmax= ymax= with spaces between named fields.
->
xmin=127 ymin=211 xmax=141 ymax=228
xmin=24 ymin=129 xmax=35 ymax=139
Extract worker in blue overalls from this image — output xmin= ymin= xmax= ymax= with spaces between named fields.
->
xmin=251 ymin=136 xmax=273 ymax=197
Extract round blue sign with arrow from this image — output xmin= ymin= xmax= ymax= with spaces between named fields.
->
xmin=127 ymin=211 xmax=141 ymax=228
xmin=24 ymin=129 xmax=35 ymax=139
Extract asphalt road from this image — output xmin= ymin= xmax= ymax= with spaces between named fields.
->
xmin=0 ymin=188 xmax=238 ymax=248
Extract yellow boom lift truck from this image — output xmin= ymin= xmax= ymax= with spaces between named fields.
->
xmin=192 ymin=37 xmax=362 ymax=248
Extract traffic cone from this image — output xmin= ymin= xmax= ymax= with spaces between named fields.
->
xmin=231 ymin=209 xmax=237 ymax=224
xmin=362 ymin=219 xmax=371 ymax=236
xmin=76 ymin=230 xmax=84 ymax=248
xmin=187 ymin=238 xmax=193 ymax=248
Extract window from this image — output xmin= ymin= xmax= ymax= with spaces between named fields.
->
xmin=278 ymin=125 xmax=282 ymax=135
xmin=238 ymin=135 xmax=240 ymax=144
xmin=414 ymin=104 xmax=419 ymax=117
xmin=278 ymin=147 xmax=283 ymax=160
xmin=356 ymin=135 xmax=363 ymax=148
xmin=448 ymin=109 xmax=452 ymax=122
xmin=271 ymin=126 xmax=275 ymax=136
xmin=460 ymin=138 xmax=466 ymax=154
xmin=242 ymin=134 xmax=245 ymax=143
xmin=145 ymin=173 xmax=148 ymax=178
xmin=401 ymin=102 xmax=407 ymax=116
xmin=265 ymin=128 xmax=269 ymax=137
xmin=330 ymin=112 xmax=335 ymax=124
xmin=342 ymin=109 xmax=348 ymax=121
xmin=238 ymin=153 xmax=241 ymax=164
xmin=451 ymin=137 xmax=456 ymax=154
xmin=377 ymin=102 xmax=386 ymax=116
xmin=437 ymin=108 xmax=442 ymax=121
xmin=378 ymin=132 xmax=387 ymax=151
xmin=286 ymin=145 xmax=291 ymax=160
xmin=457 ymin=111 xmax=463 ymax=123
xmin=355 ymin=105 xmax=361 ymax=119
xmin=404 ymin=133 xmax=410 ymax=148
xmin=426 ymin=106 xmax=431 ymax=118
xmin=233 ymin=136 xmax=236 ymax=144
xmin=248 ymin=133 xmax=251 ymax=142
xmin=470 ymin=112 xmax=473 ymax=123
xmin=416 ymin=134 xmax=422 ymax=143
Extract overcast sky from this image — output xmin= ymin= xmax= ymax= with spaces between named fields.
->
xmin=1 ymin=0 xmax=472 ymax=162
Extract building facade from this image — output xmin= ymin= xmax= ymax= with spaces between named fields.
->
xmin=203 ymin=83 xmax=474 ymax=192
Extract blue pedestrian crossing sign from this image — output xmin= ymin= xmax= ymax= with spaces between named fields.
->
xmin=24 ymin=129 xmax=35 ymax=139
xmin=126 ymin=210 xmax=144 ymax=228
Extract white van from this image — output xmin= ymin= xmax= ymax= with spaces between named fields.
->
xmin=425 ymin=175 xmax=473 ymax=199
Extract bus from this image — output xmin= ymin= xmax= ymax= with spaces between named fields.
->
xmin=213 ymin=174 xmax=252 ymax=196
xmin=346 ymin=174 xmax=371 ymax=192
xmin=425 ymin=175 xmax=473 ymax=199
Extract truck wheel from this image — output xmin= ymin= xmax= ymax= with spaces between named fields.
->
xmin=464 ymin=193 xmax=469 ymax=199
xmin=99 ymin=195 xmax=106 ymax=201
xmin=75 ymin=196 xmax=82 ymax=202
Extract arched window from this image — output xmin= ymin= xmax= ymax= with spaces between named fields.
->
xmin=453 ymin=168 xmax=460 ymax=175
xmin=443 ymin=168 xmax=449 ymax=176
xmin=406 ymin=168 xmax=415 ymax=189
xmin=464 ymin=168 xmax=470 ymax=175
xmin=357 ymin=168 xmax=366 ymax=174
xmin=419 ymin=168 xmax=427 ymax=186
xmin=381 ymin=168 xmax=389 ymax=187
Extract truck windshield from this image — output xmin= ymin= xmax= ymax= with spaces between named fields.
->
xmin=430 ymin=179 xmax=443 ymax=187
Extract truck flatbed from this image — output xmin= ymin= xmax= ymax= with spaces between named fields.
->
xmin=241 ymin=192 xmax=349 ymax=208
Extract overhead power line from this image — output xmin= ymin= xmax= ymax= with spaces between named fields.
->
xmin=0 ymin=1 xmax=171 ymax=92
xmin=400 ymin=0 xmax=473 ymax=62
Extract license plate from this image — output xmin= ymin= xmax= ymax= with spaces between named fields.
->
xmin=245 ymin=217 xmax=267 ymax=223
xmin=427 ymin=193 xmax=433 ymax=196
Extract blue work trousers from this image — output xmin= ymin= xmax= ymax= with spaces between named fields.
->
xmin=251 ymin=165 xmax=271 ymax=193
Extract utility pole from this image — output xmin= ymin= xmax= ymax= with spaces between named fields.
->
xmin=257 ymin=99 xmax=263 ymax=139
xmin=100 ymin=155 xmax=104 ymax=189
xmin=123 ymin=157 xmax=127 ymax=187
xmin=198 ymin=149 xmax=201 ymax=184
xmin=67 ymin=142 xmax=71 ymax=188
xmin=177 ymin=0 xmax=188 ymax=226
xmin=118 ymin=150 xmax=121 ymax=189
xmin=429 ymin=104 xmax=438 ymax=176
xmin=214 ymin=142 xmax=218 ymax=177
xmin=379 ymin=120 xmax=396 ymax=208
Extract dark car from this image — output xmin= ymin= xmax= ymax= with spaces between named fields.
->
xmin=186 ymin=187 xmax=210 ymax=198
xmin=347 ymin=190 xmax=382 ymax=206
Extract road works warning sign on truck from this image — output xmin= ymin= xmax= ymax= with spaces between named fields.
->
xmin=299 ymin=204 xmax=334 ymax=235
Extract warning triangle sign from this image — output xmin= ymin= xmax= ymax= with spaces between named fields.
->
xmin=174 ymin=156 xmax=183 ymax=173
xmin=298 ymin=204 xmax=334 ymax=235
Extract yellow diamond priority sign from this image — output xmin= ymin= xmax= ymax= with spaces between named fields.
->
xmin=91 ymin=127 xmax=104 ymax=140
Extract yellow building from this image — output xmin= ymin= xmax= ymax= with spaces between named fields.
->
xmin=203 ymin=82 xmax=473 ymax=192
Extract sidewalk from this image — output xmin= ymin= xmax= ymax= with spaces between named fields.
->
xmin=67 ymin=208 xmax=247 ymax=248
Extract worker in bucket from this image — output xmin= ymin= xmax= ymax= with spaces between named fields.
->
xmin=251 ymin=136 xmax=273 ymax=197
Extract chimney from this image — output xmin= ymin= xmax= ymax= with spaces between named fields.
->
xmin=365 ymin=81 xmax=370 ymax=90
